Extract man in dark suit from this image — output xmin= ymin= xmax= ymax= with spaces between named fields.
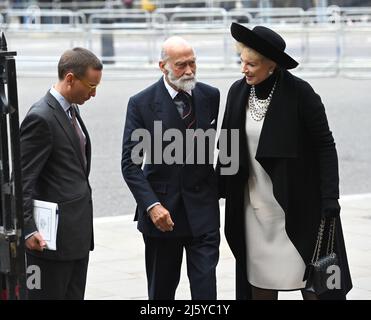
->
xmin=122 ymin=36 xmax=220 ymax=300
xmin=20 ymin=48 xmax=103 ymax=299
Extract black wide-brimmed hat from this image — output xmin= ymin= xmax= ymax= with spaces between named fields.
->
xmin=230 ymin=22 xmax=298 ymax=69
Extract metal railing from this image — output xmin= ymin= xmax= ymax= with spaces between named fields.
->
xmin=0 ymin=5 xmax=371 ymax=77
xmin=2 ymin=8 xmax=86 ymax=30
xmin=6 ymin=1 xmax=124 ymax=10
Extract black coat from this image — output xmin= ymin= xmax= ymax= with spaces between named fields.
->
xmin=20 ymin=91 xmax=94 ymax=261
xmin=217 ymin=69 xmax=352 ymax=299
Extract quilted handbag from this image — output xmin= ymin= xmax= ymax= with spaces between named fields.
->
xmin=304 ymin=217 xmax=339 ymax=295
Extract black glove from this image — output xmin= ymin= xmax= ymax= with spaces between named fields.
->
xmin=321 ymin=198 xmax=340 ymax=218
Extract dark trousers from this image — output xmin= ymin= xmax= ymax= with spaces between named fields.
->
xmin=26 ymin=253 xmax=89 ymax=300
xmin=143 ymin=229 xmax=220 ymax=300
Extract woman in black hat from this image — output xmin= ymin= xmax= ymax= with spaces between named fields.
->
xmin=217 ymin=23 xmax=352 ymax=300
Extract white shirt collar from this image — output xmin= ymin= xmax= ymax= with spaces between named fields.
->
xmin=162 ymin=75 xmax=192 ymax=99
xmin=49 ymin=87 xmax=71 ymax=113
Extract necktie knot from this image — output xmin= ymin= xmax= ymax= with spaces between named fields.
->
xmin=175 ymin=91 xmax=190 ymax=104
xmin=173 ymin=91 xmax=195 ymax=129
xmin=68 ymin=105 xmax=77 ymax=119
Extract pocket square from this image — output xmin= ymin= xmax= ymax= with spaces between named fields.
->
xmin=210 ymin=119 xmax=216 ymax=125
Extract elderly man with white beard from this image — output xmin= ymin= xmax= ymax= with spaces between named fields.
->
xmin=121 ymin=36 xmax=221 ymax=300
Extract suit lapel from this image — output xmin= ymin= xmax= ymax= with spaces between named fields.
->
xmin=192 ymin=84 xmax=210 ymax=130
xmin=46 ymin=92 xmax=88 ymax=174
xmin=150 ymin=79 xmax=185 ymax=131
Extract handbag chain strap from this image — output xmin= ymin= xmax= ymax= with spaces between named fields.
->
xmin=326 ymin=218 xmax=336 ymax=255
xmin=310 ymin=217 xmax=336 ymax=263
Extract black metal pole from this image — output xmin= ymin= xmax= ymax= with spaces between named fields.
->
xmin=0 ymin=32 xmax=27 ymax=300
xmin=7 ymin=47 xmax=28 ymax=301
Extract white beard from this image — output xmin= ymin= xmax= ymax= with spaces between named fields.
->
xmin=165 ymin=64 xmax=197 ymax=92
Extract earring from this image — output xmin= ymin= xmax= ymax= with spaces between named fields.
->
xmin=269 ymin=70 xmax=273 ymax=75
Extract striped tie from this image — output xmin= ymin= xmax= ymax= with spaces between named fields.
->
xmin=174 ymin=91 xmax=195 ymax=129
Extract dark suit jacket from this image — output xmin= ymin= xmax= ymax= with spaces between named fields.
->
xmin=122 ymin=78 xmax=220 ymax=238
xmin=20 ymin=91 xmax=94 ymax=261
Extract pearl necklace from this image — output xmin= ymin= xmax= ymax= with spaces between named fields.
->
xmin=248 ymin=80 xmax=277 ymax=121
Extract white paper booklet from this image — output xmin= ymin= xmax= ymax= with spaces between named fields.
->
xmin=33 ymin=200 xmax=59 ymax=251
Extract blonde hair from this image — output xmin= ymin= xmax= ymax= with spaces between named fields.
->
xmin=236 ymin=41 xmax=279 ymax=73
xmin=236 ymin=42 xmax=267 ymax=61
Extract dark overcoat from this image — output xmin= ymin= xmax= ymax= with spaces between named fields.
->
xmin=217 ymin=69 xmax=352 ymax=299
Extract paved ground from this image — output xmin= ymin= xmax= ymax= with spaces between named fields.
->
xmin=85 ymin=194 xmax=371 ymax=300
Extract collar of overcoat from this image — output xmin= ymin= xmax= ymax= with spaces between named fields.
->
xmin=230 ymin=69 xmax=299 ymax=161
xmin=149 ymin=78 xmax=210 ymax=132
xmin=46 ymin=91 xmax=91 ymax=176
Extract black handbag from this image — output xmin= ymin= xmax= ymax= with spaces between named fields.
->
xmin=304 ymin=217 xmax=339 ymax=295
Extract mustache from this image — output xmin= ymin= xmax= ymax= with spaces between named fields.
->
xmin=179 ymin=75 xmax=195 ymax=81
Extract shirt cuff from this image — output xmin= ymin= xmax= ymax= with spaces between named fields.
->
xmin=25 ymin=231 xmax=37 ymax=240
xmin=146 ymin=202 xmax=160 ymax=213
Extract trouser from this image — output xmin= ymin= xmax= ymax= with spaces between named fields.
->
xmin=26 ymin=253 xmax=89 ymax=300
xmin=143 ymin=229 xmax=220 ymax=300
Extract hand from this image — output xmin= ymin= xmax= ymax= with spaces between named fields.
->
xmin=25 ymin=232 xmax=47 ymax=252
xmin=321 ymin=198 xmax=341 ymax=218
xmin=148 ymin=204 xmax=174 ymax=232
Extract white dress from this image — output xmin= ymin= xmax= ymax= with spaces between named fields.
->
xmin=244 ymin=107 xmax=307 ymax=290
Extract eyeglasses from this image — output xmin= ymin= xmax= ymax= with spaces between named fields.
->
xmin=74 ymin=74 xmax=99 ymax=91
